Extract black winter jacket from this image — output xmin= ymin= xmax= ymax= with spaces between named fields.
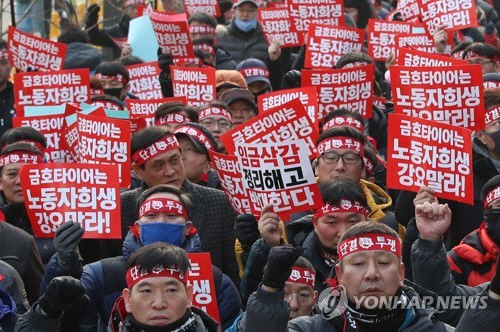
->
xmin=217 ymin=21 xmax=269 ymax=64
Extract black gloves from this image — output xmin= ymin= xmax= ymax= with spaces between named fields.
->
xmin=38 ymin=276 xmax=89 ymax=318
xmin=158 ymin=47 xmax=174 ymax=72
xmin=158 ymin=48 xmax=175 ymax=98
xmin=54 ymin=221 xmax=84 ymax=271
xmin=262 ymin=245 xmax=304 ymax=289
xmin=235 ymin=214 xmax=260 ymax=249
xmin=85 ymin=4 xmax=100 ymax=29
xmin=281 ymin=70 xmax=301 ymax=90
xmin=485 ymin=21 xmax=495 ymax=35
xmin=490 ymin=256 xmax=500 ymax=295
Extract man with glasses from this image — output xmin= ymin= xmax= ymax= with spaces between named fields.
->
xmin=462 ymin=43 xmax=500 ymax=74
xmin=198 ymin=102 xmax=233 ymax=152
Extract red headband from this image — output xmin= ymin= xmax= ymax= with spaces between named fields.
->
xmin=189 ymin=25 xmax=216 ymax=35
xmin=338 ymin=233 xmax=402 ymax=260
xmin=287 ymin=266 xmax=316 ymax=288
xmin=174 ymin=57 xmax=203 ymax=67
xmin=91 ymin=100 xmax=124 ymax=111
xmin=484 ymin=185 xmax=500 ymax=208
xmin=95 ymin=73 xmax=128 ymax=86
xmin=198 ymin=106 xmax=232 ymax=122
xmin=464 ymin=50 xmax=500 ymax=62
xmin=317 ymin=136 xmax=364 ymax=156
xmin=343 ymin=61 xmax=370 ymax=68
xmin=0 ymin=49 xmax=8 ymax=61
xmin=124 ymin=0 xmax=143 ymax=7
xmin=131 ymin=135 xmax=180 ymax=166
xmin=323 ymin=116 xmax=364 ymax=132
xmin=194 ymin=44 xmax=215 ymax=56
xmin=156 ymin=113 xmax=189 ymax=126
xmin=175 ymin=125 xmax=214 ymax=151
xmin=0 ymin=152 xmax=43 ymax=167
xmin=363 ymin=157 xmax=374 ymax=176
xmin=17 ymin=140 xmax=46 ymax=155
xmin=314 ymin=199 xmax=369 ymax=219
xmin=241 ymin=67 xmax=270 ymax=79
xmin=126 ymin=265 xmax=188 ymax=288
xmin=485 ymin=105 xmax=500 ymax=126
xmin=138 ymin=198 xmax=188 ymax=219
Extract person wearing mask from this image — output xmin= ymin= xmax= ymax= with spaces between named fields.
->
xmin=94 ymin=61 xmax=137 ymax=101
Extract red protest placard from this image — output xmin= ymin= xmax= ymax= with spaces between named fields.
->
xmin=258 ymin=7 xmax=301 ymax=47
xmin=396 ymin=32 xmax=453 ymax=55
xmin=170 ymin=65 xmax=216 ymax=106
xmin=289 ymin=0 xmax=344 ymax=42
xmin=187 ymin=253 xmax=221 ymax=323
xmin=387 ymin=113 xmax=473 ymax=204
xmin=302 ymin=64 xmax=374 ymax=120
xmin=390 ymin=64 xmax=484 ymax=129
xmin=20 ymin=163 xmax=122 ymax=238
xmin=8 ymin=26 xmax=67 ymax=72
xmin=126 ymin=97 xmax=186 ymax=127
xmin=418 ymin=0 xmax=477 ymax=37
xmin=77 ymin=112 xmax=131 ymax=188
xmin=220 ymin=98 xmax=319 ymax=159
xmin=13 ymin=115 xmax=75 ymax=163
xmin=62 ymin=121 xmax=79 ymax=161
xmin=258 ymin=87 xmax=319 ymax=132
xmin=397 ymin=47 xmax=467 ymax=66
xmin=208 ymin=150 xmax=252 ymax=215
xmin=126 ymin=62 xmax=163 ymax=100
xmin=150 ymin=13 xmax=194 ymax=58
xmin=14 ymin=68 xmax=90 ymax=117
xmin=235 ymin=140 xmax=323 ymax=220
xmin=389 ymin=0 xmax=421 ymax=22
xmin=183 ymin=0 xmax=220 ymax=17
xmin=367 ymin=19 xmax=413 ymax=61
xmin=305 ymin=24 xmax=365 ymax=69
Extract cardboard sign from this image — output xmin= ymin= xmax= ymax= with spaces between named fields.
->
xmin=8 ymin=26 xmax=67 ymax=72
xmin=391 ymin=0 xmax=421 ymax=22
xmin=258 ymin=7 xmax=301 ymax=47
xmin=187 ymin=253 xmax=221 ymax=323
xmin=13 ymin=114 xmax=75 ymax=163
xmin=387 ymin=113 xmax=473 ymax=204
xmin=235 ymin=140 xmax=323 ymax=220
xmin=20 ymin=164 xmax=121 ymax=238
xmin=77 ymin=112 xmax=131 ymax=188
xmin=150 ymin=13 xmax=194 ymax=58
xmin=220 ymin=99 xmax=319 ymax=159
xmin=396 ymin=32 xmax=453 ymax=55
xmin=397 ymin=47 xmax=467 ymax=66
xmin=126 ymin=97 xmax=186 ymax=127
xmin=289 ymin=0 xmax=344 ymax=41
xmin=302 ymin=64 xmax=375 ymax=119
xmin=183 ymin=0 xmax=220 ymax=17
xmin=170 ymin=65 xmax=216 ymax=106
xmin=418 ymin=0 xmax=477 ymax=37
xmin=258 ymin=87 xmax=319 ymax=132
xmin=208 ymin=150 xmax=252 ymax=215
xmin=368 ymin=19 xmax=413 ymax=61
xmin=305 ymin=24 xmax=365 ymax=69
xmin=126 ymin=62 xmax=163 ymax=100
xmin=391 ymin=64 xmax=484 ymax=129
xmin=14 ymin=68 xmax=90 ymax=117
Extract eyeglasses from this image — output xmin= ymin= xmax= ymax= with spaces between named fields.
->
xmin=467 ymin=59 xmax=495 ymax=67
xmin=320 ymin=151 xmax=362 ymax=165
xmin=199 ymin=118 xmax=232 ymax=129
xmin=284 ymin=292 xmax=314 ymax=305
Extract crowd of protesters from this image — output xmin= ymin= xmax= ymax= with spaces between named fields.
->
xmin=2 ymin=0 xmax=500 ymax=331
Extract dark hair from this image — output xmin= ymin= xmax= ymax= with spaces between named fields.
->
xmin=126 ymin=243 xmax=191 ymax=280
xmin=0 ymin=127 xmax=47 ymax=150
xmin=0 ymin=39 xmax=7 ymax=50
xmin=91 ymin=94 xmax=124 ymax=105
xmin=293 ymin=256 xmax=315 ymax=271
xmin=95 ymin=61 xmax=130 ymax=83
xmin=339 ymin=221 xmax=399 ymax=243
xmin=335 ymin=51 xmax=374 ymax=69
xmin=462 ymin=42 xmax=500 ymax=60
xmin=484 ymin=88 xmax=500 ymax=110
xmin=319 ymin=178 xmax=368 ymax=209
xmin=117 ymin=55 xmax=144 ymax=67
xmin=323 ymin=108 xmax=364 ymax=125
xmin=155 ymin=102 xmax=198 ymax=123
xmin=451 ymin=42 xmax=472 ymax=56
xmin=131 ymin=126 xmax=175 ymax=156
xmin=316 ymin=126 xmax=366 ymax=146
xmin=197 ymin=100 xmax=231 ymax=113
xmin=343 ymin=0 xmax=376 ymax=29
xmin=188 ymin=12 xmax=217 ymax=28
xmin=58 ymin=28 xmax=90 ymax=44
xmin=481 ymin=174 xmax=500 ymax=203
xmin=136 ymin=184 xmax=192 ymax=213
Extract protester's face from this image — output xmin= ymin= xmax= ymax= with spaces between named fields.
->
xmin=134 ymin=149 xmax=186 ymax=188
xmin=123 ymin=277 xmax=193 ymax=326
xmin=466 ymin=57 xmax=500 ymax=74
xmin=248 ymin=80 xmax=269 ymax=96
xmin=0 ymin=163 xmax=24 ymax=205
xmin=125 ymin=5 xmax=139 ymax=19
xmin=314 ymin=212 xmax=367 ymax=249
xmin=235 ymin=3 xmax=258 ymax=21
xmin=0 ymin=54 xmax=12 ymax=86
xmin=477 ymin=118 xmax=500 ymax=154
xmin=284 ymin=282 xmax=317 ymax=320
xmin=199 ymin=115 xmax=232 ymax=148
xmin=336 ymin=251 xmax=404 ymax=309
xmin=345 ymin=7 xmax=359 ymax=24
xmin=177 ymin=136 xmax=210 ymax=184
xmin=315 ymin=148 xmax=364 ymax=184
xmin=138 ymin=192 xmax=186 ymax=225
xmin=99 ymin=77 xmax=128 ymax=100
xmin=228 ymin=100 xmax=256 ymax=127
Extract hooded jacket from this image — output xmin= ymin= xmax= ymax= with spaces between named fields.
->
xmin=217 ymin=21 xmax=269 ymax=64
